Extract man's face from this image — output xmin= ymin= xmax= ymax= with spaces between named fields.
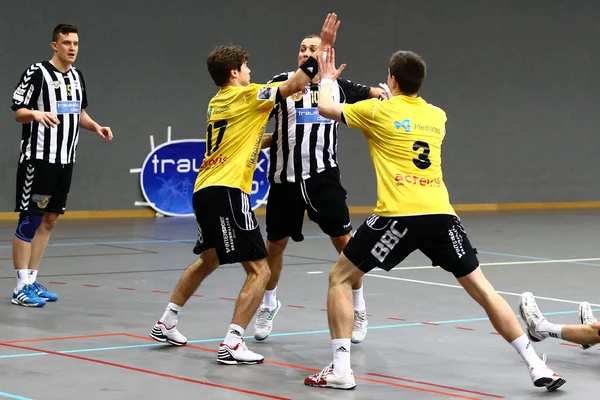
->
xmin=238 ymin=61 xmax=251 ymax=86
xmin=52 ymin=33 xmax=79 ymax=64
xmin=297 ymin=37 xmax=321 ymax=66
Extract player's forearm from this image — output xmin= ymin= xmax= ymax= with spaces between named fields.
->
xmin=318 ymin=80 xmax=344 ymax=122
xmin=15 ymin=109 xmax=36 ymax=124
xmin=261 ymin=133 xmax=273 ymax=149
xmin=279 ymin=55 xmax=320 ymax=99
xmin=369 ymin=87 xmax=385 ymax=99
xmin=79 ymin=110 xmax=100 ymax=131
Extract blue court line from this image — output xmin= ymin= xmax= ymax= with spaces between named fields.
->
xmin=0 ymin=392 xmax=33 ymax=400
xmin=0 ymin=308 xmax=595 ymax=361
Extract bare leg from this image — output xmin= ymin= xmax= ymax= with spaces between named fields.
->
xmin=231 ymin=258 xmax=271 ymax=328
xmin=331 ymin=233 xmax=363 ymax=291
xmin=28 ymin=212 xmax=60 ymax=271
xmin=169 ymin=248 xmax=220 ymax=307
xmin=265 ymin=238 xmax=288 ymax=291
xmin=562 ymin=323 xmax=600 ymax=346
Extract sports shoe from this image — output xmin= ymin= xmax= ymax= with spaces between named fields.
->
xmin=11 ymin=285 xmax=46 ymax=307
xmin=31 ymin=282 xmax=58 ymax=302
xmin=351 ymin=310 xmax=368 ymax=344
xmin=578 ymin=301 xmax=597 ymax=350
xmin=304 ymin=363 xmax=356 ymax=390
xmin=217 ymin=340 xmax=264 ymax=365
xmin=254 ymin=299 xmax=281 ymax=341
xmin=519 ymin=292 xmax=547 ymax=342
xmin=149 ymin=321 xmax=188 ymax=346
xmin=529 ymin=355 xmax=566 ymax=391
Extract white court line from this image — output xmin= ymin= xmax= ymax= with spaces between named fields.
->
xmin=307 ymin=271 xmax=324 ymax=274
xmin=393 ymin=257 xmax=600 ymax=270
xmin=366 ymin=274 xmax=600 ymax=307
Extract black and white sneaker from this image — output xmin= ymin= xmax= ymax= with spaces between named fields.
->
xmin=217 ymin=340 xmax=264 ymax=365
xmin=578 ymin=301 xmax=597 ymax=350
xmin=149 ymin=320 xmax=188 ymax=346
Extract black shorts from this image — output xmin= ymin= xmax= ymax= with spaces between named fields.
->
xmin=265 ymin=167 xmax=351 ymax=242
xmin=344 ymin=214 xmax=479 ymax=278
xmin=15 ymin=159 xmax=74 ymax=215
xmin=192 ymin=186 xmax=268 ymax=265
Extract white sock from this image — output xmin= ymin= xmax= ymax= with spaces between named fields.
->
xmin=511 ymin=334 xmax=545 ymax=369
xmin=16 ymin=269 xmax=29 ymax=290
xmin=537 ymin=319 xmax=564 ymax=339
xmin=262 ymin=287 xmax=277 ymax=310
xmin=28 ymin=269 xmax=38 ymax=284
xmin=332 ymin=338 xmax=352 ymax=375
xmin=223 ymin=324 xmax=245 ymax=347
xmin=352 ymin=286 xmax=365 ymax=311
xmin=159 ymin=302 xmax=182 ymax=329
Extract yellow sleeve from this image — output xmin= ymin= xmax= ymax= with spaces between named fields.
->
xmin=243 ymin=82 xmax=282 ymax=112
xmin=342 ymin=99 xmax=379 ymax=136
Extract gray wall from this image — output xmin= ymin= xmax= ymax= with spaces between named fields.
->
xmin=1 ymin=0 xmax=598 ymax=212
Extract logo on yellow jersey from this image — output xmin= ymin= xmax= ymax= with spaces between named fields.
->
xmin=394 ymin=119 xmax=411 ymax=132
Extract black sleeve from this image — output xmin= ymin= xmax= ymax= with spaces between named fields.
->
xmin=268 ymin=72 xmax=289 ymax=120
xmin=11 ymin=64 xmax=43 ymax=111
xmin=337 ymin=78 xmax=370 ymax=104
xmin=76 ymin=69 xmax=89 ymax=109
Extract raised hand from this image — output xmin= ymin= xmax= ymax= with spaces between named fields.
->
xmin=319 ymin=13 xmax=341 ymax=49
xmin=317 ymin=48 xmax=345 ymax=80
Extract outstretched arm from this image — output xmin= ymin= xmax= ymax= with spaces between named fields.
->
xmin=317 ymin=48 xmax=345 ymax=123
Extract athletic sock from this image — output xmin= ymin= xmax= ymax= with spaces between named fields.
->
xmin=223 ymin=324 xmax=245 ymax=347
xmin=537 ymin=319 xmax=564 ymax=339
xmin=263 ymin=287 xmax=278 ymax=310
xmin=28 ymin=269 xmax=38 ymax=284
xmin=159 ymin=302 xmax=182 ymax=329
xmin=332 ymin=338 xmax=352 ymax=375
xmin=511 ymin=334 xmax=546 ymax=369
xmin=16 ymin=269 xmax=29 ymax=291
xmin=352 ymin=286 xmax=365 ymax=311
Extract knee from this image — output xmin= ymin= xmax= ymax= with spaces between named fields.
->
xmin=590 ymin=322 xmax=600 ymax=343
xmin=267 ymin=238 xmax=288 ymax=258
xmin=15 ymin=213 xmax=43 ymax=242
xmin=247 ymin=259 xmax=271 ymax=281
xmin=329 ymin=255 xmax=359 ymax=288
xmin=41 ymin=213 xmax=59 ymax=231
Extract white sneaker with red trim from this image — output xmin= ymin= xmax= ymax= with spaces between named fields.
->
xmin=304 ymin=363 xmax=356 ymax=390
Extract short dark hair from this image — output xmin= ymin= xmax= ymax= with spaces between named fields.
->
xmin=304 ymin=33 xmax=321 ymax=39
xmin=388 ymin=51 xmax=426 ymax=95
xmin=52 ymin=24 xmax=78 ymax=42
xmin=206 ymin=45 xmax=249 ymax=87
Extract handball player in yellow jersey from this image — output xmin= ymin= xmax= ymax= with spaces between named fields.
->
xmin=303 ymin=47 xmax=566 ymax=392
xmin=148 ymin=13 xmax=342 ymax=366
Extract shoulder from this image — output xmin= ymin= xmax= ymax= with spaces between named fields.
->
xmin=19 ymin=62 xmax=43 ymax=77
xmin=268 ymin=71 xmax=292 ymax=83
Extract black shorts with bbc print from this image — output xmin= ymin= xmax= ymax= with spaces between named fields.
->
xmin=344 ymin=214 xmax=479 ymax=278
xmin=192 ymin=186 xmax=268 ymax=265
xmin=15 ymin=159 xmax=74 ymax=215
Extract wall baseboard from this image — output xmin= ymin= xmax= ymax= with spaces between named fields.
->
xmin=0 ymin=201 xmax=599 ymax=221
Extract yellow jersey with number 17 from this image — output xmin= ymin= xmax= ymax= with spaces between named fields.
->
xmin=342 ymin=95 xmax=456 ymax=217
xmin=194 ymin=82 xmax=281 ymax=194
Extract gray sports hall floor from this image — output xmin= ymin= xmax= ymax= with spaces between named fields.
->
xmin=0 ymin=210 xmax=598 ymax=399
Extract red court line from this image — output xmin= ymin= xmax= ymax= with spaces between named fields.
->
xmin=3 ymin=333 xmax=124 ymax=344
xmin=83 ymin=284 xmax=101 ymax=287
xmin=48 ymin=281 xmax=67 ymax=284
xmin=489 ymin=332 xmax=501 ymax=336
xmin=151 ymin=290 xmax=169 ymax=294
xmin=118 ymin=287 xmax=136 ymax=291
xmin=560 ymin=343 xmax=579 ymax=348
xmin=387 ymin=317 xmax=406 ymax=321
xmin=287 ymin=305 xmax=305 ymax=309
xmin=192 ymin=294 xmax=204 ymax=298
xmin=0 ymin=342 xmax=290 ymax=400
xmin=456 ymin=327 xmax=474 ymax=331
xmin=122 ymin=334 xmax=481 ymax=399
xmin=422 ymin=322 xmax=440 ymax=326
xmin=219 ymin=297 xmax=237 ymax=301
xmin=367 ymin=372 xmax=504 ymax=399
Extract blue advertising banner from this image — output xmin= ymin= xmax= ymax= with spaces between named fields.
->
xmin=139 ymin=139 xmax=269 ymax=217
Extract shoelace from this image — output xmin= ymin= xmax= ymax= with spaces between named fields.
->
xmin=315 ymin=364 xmax=333 ymax=381
xmin=353 ymin=311 xmax=366 ymax=330
xmin=255 ymin=308 xmax=272 ymax=328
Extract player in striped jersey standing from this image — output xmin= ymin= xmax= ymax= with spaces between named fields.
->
xmin=253 ymin=34 xmax=386 ymax=344
xmin=9 ymin=24 xmax=113 ymax=307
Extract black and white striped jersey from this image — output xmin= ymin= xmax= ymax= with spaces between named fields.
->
xmin=11 ymin=61 xmax=88 ymax=164
xmin=267 ymin=71 xmax=370 ymax=183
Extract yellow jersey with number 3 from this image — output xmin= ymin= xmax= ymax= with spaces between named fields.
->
xmin=342 ymin=95 xmax=456 ymax=217
xmin=194 ymin=82 xmax=281 ymax=194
